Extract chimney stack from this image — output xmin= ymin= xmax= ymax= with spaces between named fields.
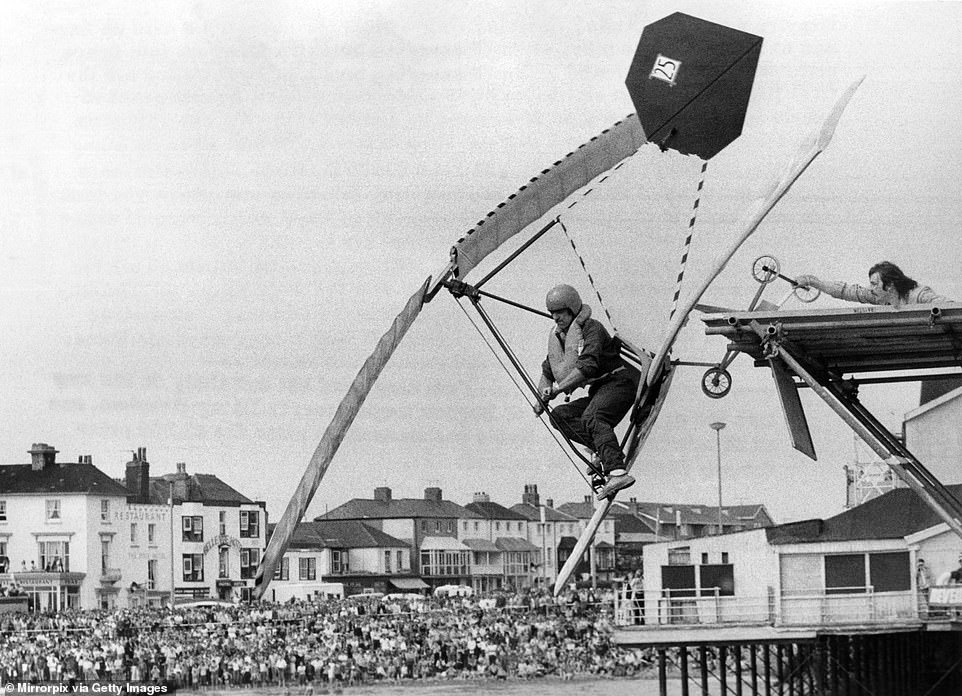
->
xmin=472 ymin=491 xmax=490 ymax=504
xmin=125 ymin=446 xmax=150 ymax=504
xmin=172 ymin=462 xmax=189 ymax=502
xmin=374 ymin=487 xmax=392 ymax=503
xmin=29 ymin=443 xmax=58 ymax=471
xmin=522 ymin=484 xmax=540 ymax=507
xmin=424 ymin=487 xmax=442 ymax=503
xmin=546 ymin=498 xmax=554 ymax=509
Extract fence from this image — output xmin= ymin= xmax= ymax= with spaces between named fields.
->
xmin=615 ymin=584 xmax=920 ymax=628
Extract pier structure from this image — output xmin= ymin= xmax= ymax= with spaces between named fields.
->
xmin=611 ymin=304 xmax=962 ymax=694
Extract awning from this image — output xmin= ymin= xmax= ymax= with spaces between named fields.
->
xmin=495 ymin=537 xmax=538 ymax=552
xmin=462 ymin=538 xmax=499 ymax=552
xmin=390 ymin=577 xmax=429 ymax=590
xmin=419 ymin=536 xmax=470 ymax=551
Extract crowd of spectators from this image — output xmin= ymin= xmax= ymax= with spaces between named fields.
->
xmin=0 ymin=586 xmax=656 ymax=689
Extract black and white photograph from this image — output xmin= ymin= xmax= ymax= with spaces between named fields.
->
xmin=2 ymin=1 xmax=962 ymax=693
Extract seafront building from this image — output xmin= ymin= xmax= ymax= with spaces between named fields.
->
xmin=1 ymin=445 xmax=775 ymax=609
xmin=0 ymin=444 xmax=266 ymax=610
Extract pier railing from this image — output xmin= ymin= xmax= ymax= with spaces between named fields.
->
xmin=616 ymin=585 xmax=920 ymax=628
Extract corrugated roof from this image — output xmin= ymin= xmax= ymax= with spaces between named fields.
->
xmin=0 ymin=463 xmax=129 ymax=496
xmin=465 ymin=501 xmax=529 ymax=521
xmin=462 ymin=538 xmax=499 ymax=552
xmin=509 ymin=502 xmax=578 ymax=522
xmin=613 ymin=514 xmax=655 ymax=535
xmin=268 ymin=520 xmax=409 ymax=550
xmin=420 ymin=536 xmax=470 ymax=551
xmin=494 ymin=537 xmax=538 ymax=552
xmin=616 ymin=501 xmax=745 ymax=526
xmin=318 ymin=497 xmax=478 ymax=521
xmin=557 ymin=501 xmax=597 ymax=519
xmin=766 ymin=484 xmax=962 ymax=544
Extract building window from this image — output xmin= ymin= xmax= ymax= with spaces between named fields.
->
xmin=420 ymin=520 xmax=427 ymax=532
xmin=331 ymin=549 xmax=349 ymax=575
xmin=419 ymin=549 xmax=470 ymax=577
xmin=101 ymin=539 xmax=110 ymax=573
xmin=182 ymin=554 xmax=204 ymax=582
xmin=701 ymin=553 xmax=709 ymax=564
xmin=0 ymin=541 xmax=7 ymax=568
xmin=39 ymin=541 xmax=69 ymax=572
xmin=721 ymin=552 xmax=729 ymax=564
xmin=274 ymin=557 xmax=289 ymax=581
xmin=299 ymin=556 xmax=316 ymax=581
xmin=462 ymin=521 xmax=468 ymax=531
xmin=495 ymin=522 xmax=501 ymax=531
xmin=219 ymin=547 xmax=229 ymax=578
xmin=474 ymin=522 xmax=479 ymax=532
xmin=869 ymin=551 xmax=910 ymax=592
xmin=396 ymin=550 xmax=403 ymax=572
xmin=699 ymin=564 xmax=735 ymax=596
xmin=46 ymin=500 xmax=61 ymax=521
xmin=435 ymin=520 xmax=441 ymax=533
xmin=219 ymin=511 xmax=227 ymax=536
xmin=240 ymin=510 xmax=259 ymax=538
xmin=148 ymin=524 xmax=155 ymax=545
xmin=182 ymin=516 xmax=203 ymax=542
xmin=148 ymin=560 xmax=157 ymax=590
xmin=384 ymin=550 xmax=392 ymax=573
xmin=240 ymin=548 xmax=259 ymax=579
xmin=668 ymin=546 xmax=691 ymax=566
xmin=130 ymin=523 xmax=138 ymax=545
xmin=504 ymin=550 xmax=528 ymax=577
xmin=100 ymin=499 xmax=109 ymax=522
xmin=0 ymin=500 xmax=6 ymax=521
xmin=825 ymin=554 xmax=867 ymax=594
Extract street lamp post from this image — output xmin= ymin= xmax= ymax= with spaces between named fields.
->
xmin=710 ymin=422 xmax=727 ymax=534
xmin=169 ymin=480 xmax=175 ymax=608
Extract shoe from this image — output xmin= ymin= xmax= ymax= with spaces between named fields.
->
xmin=596 ymin=473 xmax=635 ymax=501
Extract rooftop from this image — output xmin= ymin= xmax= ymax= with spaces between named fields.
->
xmin=269 ymin=520 xmax=409 ymax=550
xmin=766 ymin=483 xmax=962 ymax=544
xmin=0 ymin=462 xmax=129 ymax=497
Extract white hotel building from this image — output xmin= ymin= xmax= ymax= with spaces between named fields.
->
xmin=0 ymin=443 xmax=266 ymax=610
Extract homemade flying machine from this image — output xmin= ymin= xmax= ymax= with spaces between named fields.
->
xmin=254 ymin=12 xmax=862 ymax=600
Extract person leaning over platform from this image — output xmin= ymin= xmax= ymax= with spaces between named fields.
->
xmin=796 ymin=261 xmax=952 ymax=308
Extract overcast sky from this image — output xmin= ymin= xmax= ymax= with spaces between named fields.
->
xmin=2 ymin=1 xmax=960 ymax=525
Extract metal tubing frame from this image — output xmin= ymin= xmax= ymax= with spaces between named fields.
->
xmin=473 ymin=218 xmax=560 ymax=290
xmin=464 ymin=294 xmax=594 ymax=469
xmin=770 ymin=342 xmax=962 ymax=540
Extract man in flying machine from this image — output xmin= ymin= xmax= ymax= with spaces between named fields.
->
xmin=533 ymin=284 xmax=640 ymax=500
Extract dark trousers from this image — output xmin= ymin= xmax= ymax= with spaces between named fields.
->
xmin=550 ymin=370 xmax=638 ymax=473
